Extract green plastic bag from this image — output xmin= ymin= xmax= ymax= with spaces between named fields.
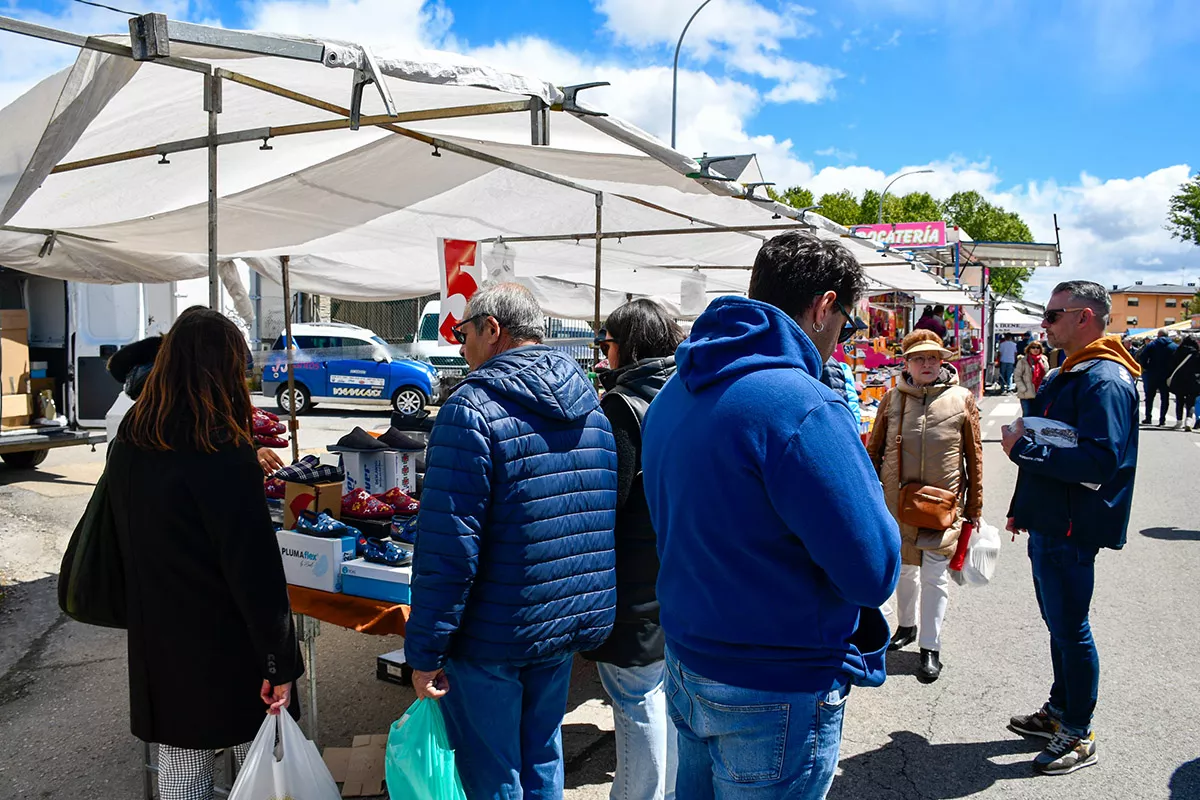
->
xmin=386 ymin=699 xmax=467 ymax=800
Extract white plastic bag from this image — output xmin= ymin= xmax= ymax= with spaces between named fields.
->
xmin=228 ymin=711 xmax=341 ymax=800
xmin=960 ymin=519 xmax=1001 ymax=587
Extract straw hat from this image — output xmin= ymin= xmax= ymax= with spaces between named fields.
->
xmin=902 ymin=339 xmax=952 ymax=360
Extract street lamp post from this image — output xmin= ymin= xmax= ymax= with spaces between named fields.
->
xmin=671 ymin=0 xmax=716 ymax=149
xmin=877 ymin=169 xmax=934 ymax=223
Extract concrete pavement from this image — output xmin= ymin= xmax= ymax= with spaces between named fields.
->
xmin=1 ymin=395 xmax=1198 ymax=799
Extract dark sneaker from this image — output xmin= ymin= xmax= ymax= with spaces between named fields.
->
xmin=1008 ymin=705 xmax=1061 ymax=739
xmin=1033 ymin=731 xmax=1097 ymax=776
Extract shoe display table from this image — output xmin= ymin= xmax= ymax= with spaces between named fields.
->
xmin=287 ymin=586 xmax=411 ymax=746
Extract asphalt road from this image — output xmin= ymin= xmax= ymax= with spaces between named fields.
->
xmin=1 ymin=395 xmax=1198 ymax=799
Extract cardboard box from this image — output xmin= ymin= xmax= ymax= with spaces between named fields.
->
xmin=340 ymin=559 xmax=412 ymax=604
xmin=1 ymin=393 xmax=32 ymax=430
xmin=341 ymin=449 xmax=420 ymax=496
xmin=322 ymin=734 xmax=387 ymax=798
xmin=387 ymin=451 xmax=420 ymax=495
xmin=283 ymin=480 xmax=343 ymax=530
xmin=0 ymin=309 xmax=29 ymax=330
xmin=375 ymin=648 xmax=411 ymax=687
xmin=1 ymin=328 xmax=30 ymax=395
xmin=277 ymin=530 xmax=357 ymax=593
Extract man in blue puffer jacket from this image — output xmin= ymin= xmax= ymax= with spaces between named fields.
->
xmin=406 ymin=282 xmax=617 ymax=800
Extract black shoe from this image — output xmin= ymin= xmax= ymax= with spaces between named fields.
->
xmin=888 ymin=625 xmax=917 ymax=651
xmin=1142 ymin=417 xmax=1152 ymax=425
xmin=378 ymin=427 xmax=427 ymax=451
xmin=917 ymin=649 xmax=942 ymax=683
xmin=328 ymin=426 xmax=391 ymax=453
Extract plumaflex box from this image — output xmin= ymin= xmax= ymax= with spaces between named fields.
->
xmin=277 ymin=530 xmax=357 ymax=593
xmin=340 ymin=559 xmax=412 ymax=604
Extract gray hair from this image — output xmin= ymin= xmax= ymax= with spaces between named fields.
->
xmin=1053 ymin=280 xmax=1111 ymax=325
xmin=466 ymin=282 xmax=545 ymax=343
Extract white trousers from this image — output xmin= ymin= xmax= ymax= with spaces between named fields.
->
xmin=889 ymin=551 xmax=951 ymax=652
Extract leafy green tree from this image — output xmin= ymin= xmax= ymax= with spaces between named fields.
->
xmin=1187 ymin=289 xmax=1200 ymax=317
xmin=941 ymin=191 xmax=1035 ymax=298
xmin=1166 ymin=173 xmax=1200 ymax=247
xmin=815 ymin=190 xmax=862 ymax=226
xmin=770 ymin=186 xmax=815 ymax=210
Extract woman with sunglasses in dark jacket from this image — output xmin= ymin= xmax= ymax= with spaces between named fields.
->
xmin=583 ymin=299 xmax=685 ymax=800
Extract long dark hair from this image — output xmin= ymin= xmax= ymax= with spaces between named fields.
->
xmin=604 ymin=299 xmax=686 ymax=366
xmin=122 ymin=307 xmax=253 ymax=453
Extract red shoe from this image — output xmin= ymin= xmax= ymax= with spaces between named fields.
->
xmin=342 ymin=488 xmax=395 ymax=519
xmin=375 ymin=487 xmax=419 ymax=515
xmin=264 ymin=478 xmax=286 ymax=499
xmin=255 ymin=435 xmax=289 ymax=449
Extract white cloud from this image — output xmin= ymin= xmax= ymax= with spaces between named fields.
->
xmin=246 ymin=0 xmax=454 ymax=51
xmin=815 ymin=146 xmax=856 ymax=162
xmin=594 ymin=0 xmax=841 ymax=105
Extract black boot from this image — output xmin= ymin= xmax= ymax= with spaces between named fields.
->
xmin=917 ymin=648 xmax=942 ymax=683
xmin=888 ymin=625 xmax=917 ymax=651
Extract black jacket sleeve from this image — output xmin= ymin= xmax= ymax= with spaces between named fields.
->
xmin=189 ymin=444 xmax=303 ymax=686
xmin=602 ymin=395 xmax=640 ymax=512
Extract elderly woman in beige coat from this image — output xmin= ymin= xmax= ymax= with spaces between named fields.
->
xmin=868 ymin=329 xmax=984 ymax=683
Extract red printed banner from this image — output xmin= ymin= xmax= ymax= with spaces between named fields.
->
xmin=437 ymin=238 xmax=482 ymax=346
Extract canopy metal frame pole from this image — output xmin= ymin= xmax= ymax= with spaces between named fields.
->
xmin=594 ymin=195 xmax=603 ymax=336
xmin=0 ymin=14 xmax=212 ymax=74
xmin=206 ymin=74 xmax=222 ymax=309
xmin=280 ymin=255 xmax=301 ymax=464
xmin=480 ymin=221 xmax=814 ymax=245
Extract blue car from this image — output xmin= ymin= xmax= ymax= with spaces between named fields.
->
xmin=262 ymin=322 xmax=439 ymax=417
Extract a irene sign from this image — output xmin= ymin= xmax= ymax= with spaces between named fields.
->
xmin=851 ymin=221 xmax=947 ymax=249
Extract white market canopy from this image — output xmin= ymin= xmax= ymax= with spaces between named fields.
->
xmin=0 ymin=18 xmax=966 ymax=319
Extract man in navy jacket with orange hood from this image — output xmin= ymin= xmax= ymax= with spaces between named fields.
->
xmin=642 ymin=232 xmax=900 ymax=799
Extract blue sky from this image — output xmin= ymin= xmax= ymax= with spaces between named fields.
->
xmin=2 ymin=0 xmax=1198 ymax=293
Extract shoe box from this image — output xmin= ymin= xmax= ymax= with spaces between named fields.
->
xmin=340 ymin=559 xmax=412 ymax=604
xmin=1 ymin=309 xmax=31 ymax=430
xmin=277 ymin=530 xmax=357 ymax=593
xmin=340 ymin=450 xmax=420 ymax=497
xmin=283 ymin=480 xmax=343 ymax=530
xmin=343 ymin=515 xmax=391 ymax=540
xmin=375 ymin=648 xmax=412 ymax=687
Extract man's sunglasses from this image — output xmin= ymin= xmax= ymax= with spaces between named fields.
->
xmin=449 ymin=313 xmax=490 ymax=344
xmin=833 ymin=298 xmax=868 ymax=344
xmin=1042 ymin=307 xmax=1088 ymax=324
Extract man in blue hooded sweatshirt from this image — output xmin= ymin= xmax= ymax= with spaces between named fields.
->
xmin=405 ymin=282 xmax=617 ymax=800
xmin=642 ymin=232 xmax=901 ymax=799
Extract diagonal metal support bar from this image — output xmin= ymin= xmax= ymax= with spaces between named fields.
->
xmin=49 ymin=100 xmax=537 ymax=174
xmin=215 ymin=69 xmax=603 ymax=198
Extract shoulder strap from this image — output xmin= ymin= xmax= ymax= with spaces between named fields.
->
xmin=1168 ymin=354 xmax=1193 ymax=387
xmin=895 ymin=392 xmax=905 ymax=489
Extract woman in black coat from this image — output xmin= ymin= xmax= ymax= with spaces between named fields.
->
xmin=1168 ymin=336 xmax=1200 ymax=431
xmin=583 ymin=299 xmax=684 ymax=800
xmin=108 ymin=307 xmax=302 ymax=800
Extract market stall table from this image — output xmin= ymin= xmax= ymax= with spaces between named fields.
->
xmin=288 ymin=587 xmax=411 ymax=747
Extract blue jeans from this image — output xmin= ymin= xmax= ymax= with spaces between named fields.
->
xmin=1028 ymin=532 xmax=1100 ymax=736
xmin=440 ymin=654 xmax=573 ymax=800
xmin=1020 ymin=398 xmax=1034 ymax=416
xmin=999 ymin=362 xmax=1015 ymax=390
xmin=664 ymin=648 xmax=848 ymax=799
xmin=597 ymin=661 xmax=677 ymax=800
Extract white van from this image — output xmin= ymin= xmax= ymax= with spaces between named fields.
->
xmin=410 ymin=301 xmax=469 ymax=399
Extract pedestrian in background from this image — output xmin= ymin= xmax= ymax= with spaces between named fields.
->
xmin=1136 ymin=330 xmax=1176 ymax=425
xmin=110 ymin=308 xmax=302 ymax=800
xmin=821 ymin=355 xmax=863 ymax=426
xmin=1014 ymin=340 xmax=1051 ymax=416
xmin=583 ymin=299 xmax=685 ymax=800
xmin=997 ymin=335 xmax=1019 ymax=392
xmin=642 ymin=232 xmax=900 ymax=800
xmin=406 ymin=282 xmax=617 ymax=800
xmin=1166 ymin=337 xmax=1200 ymax=431
xmin=1004 ymin=281 xmax=1140 ymax=776
xmin=914 ymin=304 xmax=947 ymax=339
xmin=868 ymin=329 xmax=983 ymax=684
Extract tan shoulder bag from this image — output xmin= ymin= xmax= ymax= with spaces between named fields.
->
xmin=895 ymin=392 xmax=960 ymax=537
